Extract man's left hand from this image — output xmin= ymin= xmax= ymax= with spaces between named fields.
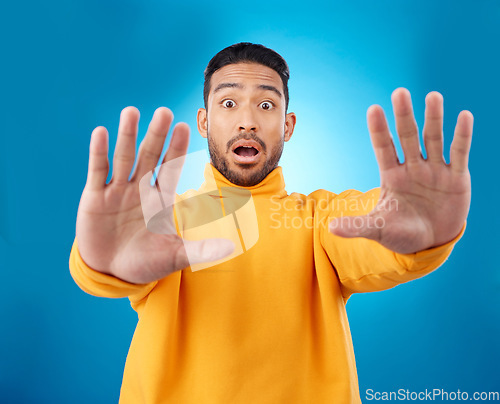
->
xmin=329 ymin=88 xmax=473 ymax=254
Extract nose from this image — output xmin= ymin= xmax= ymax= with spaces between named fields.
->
xmin=238 ymin=106 xmax=258 ymax=132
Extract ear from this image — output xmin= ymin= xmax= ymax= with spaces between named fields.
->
xmin=197 ymin=108 xmax=208 ymax=138
xmin=284 ymin=112 xmax=296 ymax=142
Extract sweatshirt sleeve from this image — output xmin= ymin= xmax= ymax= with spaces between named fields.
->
xmin=314 ymin=188 xmax=465 ymax=299
xmin=69 ymin=238 xmax=158 ymax=303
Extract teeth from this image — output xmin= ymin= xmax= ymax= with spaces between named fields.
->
xmin=234 ymin=145 xmax=257 ymax=149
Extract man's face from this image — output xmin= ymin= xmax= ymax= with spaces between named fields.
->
xmin=197 ymin=62 xmax=296 ymax=187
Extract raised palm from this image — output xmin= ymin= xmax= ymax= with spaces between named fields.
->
xmin=76 ymin=107 xmax=233 ymax=284
xmin=330 ymin=88 xmax=473 ymax=253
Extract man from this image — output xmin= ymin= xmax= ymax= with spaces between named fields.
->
xmin=70 ymin=43 xmax=473 ymax=403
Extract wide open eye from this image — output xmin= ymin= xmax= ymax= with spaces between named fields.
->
xmin=223 ymin=99 xmax=236 ymax=108
xmin=259 ymin=101 xmax=274 ymax=110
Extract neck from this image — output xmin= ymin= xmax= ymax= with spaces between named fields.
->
xmin=201 ymin=163 xmax=288 ymax=198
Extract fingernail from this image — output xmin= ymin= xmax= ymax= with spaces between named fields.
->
xmin=329 ymin=219 xmax=339 ymax=230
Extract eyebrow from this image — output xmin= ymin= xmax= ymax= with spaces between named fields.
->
xmin=213 ymin=82 xmax=282 ymax=98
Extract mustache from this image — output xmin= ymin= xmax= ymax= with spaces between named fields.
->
xmin=226 ymin=132 xmax=267 ymax=153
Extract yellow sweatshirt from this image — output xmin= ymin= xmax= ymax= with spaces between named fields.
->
xmin=69 ymin=163 xmax=464 ymax=403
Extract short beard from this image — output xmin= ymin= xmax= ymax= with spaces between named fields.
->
xmin=207 ymin=131 xmax=284 ymax=187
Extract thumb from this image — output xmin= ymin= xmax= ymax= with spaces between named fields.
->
xmin=183 ymin=238 xmax=235 ymax=266
xmin=329 ymin=214 xmax=384 ymax=241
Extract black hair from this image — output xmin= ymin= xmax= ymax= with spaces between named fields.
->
xmin=203 ymin=42 xmax=290 ymax=111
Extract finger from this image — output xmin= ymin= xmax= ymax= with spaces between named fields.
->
xmin=133 ymin=107 xmax=174 ymax=181
xmin=392 ymin=88 xmax=422 ymax=164
xmin=138 ymin=123 xmax=190 ymax=227
xmin=163 ymin=122 xmax=190 ymax=163
xmin=329 ymin=215 xmax=382 ymax=241
xmin=450 ymin=110 xmax=473 ymax=173
xmin=423 ymin=91 xmax=445 ymax=163
xmin=367 ymin=105 xmax=400 ymax=171
xmin=156 ymin=122 xmax=190 ymax=199
xmin=112 ymin=106 xmax=140 ymax=185
xmin=86 ymin=126 xmax=109 ymax=190
xmin=139 ymin=173 xmax=178 ymax=235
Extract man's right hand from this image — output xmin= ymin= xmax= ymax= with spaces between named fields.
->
xmin=75 ymin=107 xmax=234 ymax=284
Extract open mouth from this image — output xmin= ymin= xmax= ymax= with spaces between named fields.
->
xmin=234 ymin=146 xmax=259 ymax=157
xmin=231 ymin=140 xmax=262 ymax=164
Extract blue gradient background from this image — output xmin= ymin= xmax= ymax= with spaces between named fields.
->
xmin=1 ymin=1 xmax=498 ymax=403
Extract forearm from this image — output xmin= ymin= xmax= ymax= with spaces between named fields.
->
xmin=325 ymin=223 xmax=465 ymax=298
xmin=69 ymin=238 xmax=157 ymax=298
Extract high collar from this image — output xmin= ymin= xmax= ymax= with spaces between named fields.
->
xmin=199 ymin=163 xmax=288 ymax=198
